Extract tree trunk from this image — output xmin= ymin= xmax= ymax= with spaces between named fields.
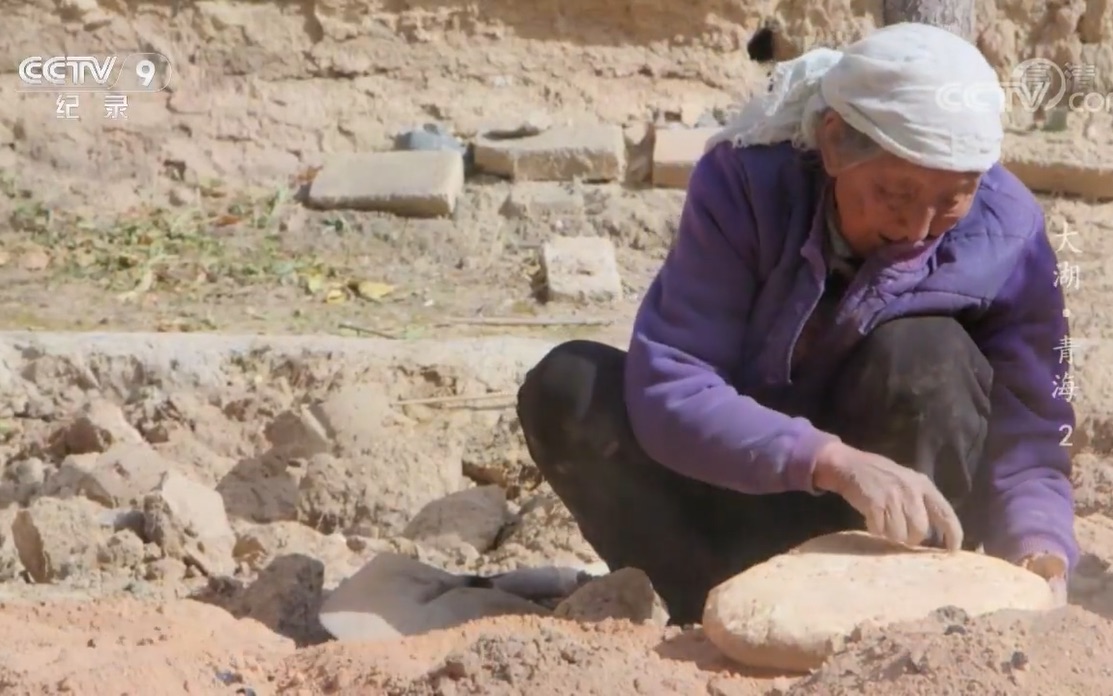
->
xmin=882 ymin=0 xmax=976 ymax=42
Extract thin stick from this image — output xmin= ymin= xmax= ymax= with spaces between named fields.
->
xmin=444 ymin=316 xmax=613 ymax=327
xmin=396 ymin=391 xmax=515 ymax=406
xmin=338 ymin=322 xmax=398 ymax=339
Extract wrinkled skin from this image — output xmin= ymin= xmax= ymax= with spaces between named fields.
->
xmin=815 ymin=110 xmax=982 ymax=257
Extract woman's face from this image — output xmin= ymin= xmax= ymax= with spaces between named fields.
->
xmin=817 ymin=113 xmax=982 ymax=258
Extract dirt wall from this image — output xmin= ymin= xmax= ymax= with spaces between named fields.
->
xmin=0 ymin=0 xmax=1109 ymax=211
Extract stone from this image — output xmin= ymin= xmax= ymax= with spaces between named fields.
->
xmin=53 ymin=398 xmax=143 ymax=455
xmin=69 ymin=443 xmax=176 ymax=508
xmin=1001 ymin=130 xmax=1113 ymax=199
xmin=11 ymin=497 xmax=107 ymax=583
xmin=40 ymin=452 xmax=99 ymax=498
xmin=143 ymin=471 xmax=236 ymax=576
xmin=702 ymin=531 xmax=1056 ymax=673
xmin=402 ymin=485 xmax=511 ymax=554
xmin=318 ymin=552 xmax=550 ymax=641
xmin=307 ymin=150 xmax=465 ymax=217
xmin=3 ymin=457 xmax=46 ymax=505
xmin=652 ymin=127 xmax=718 ymax=189
xmin=95 ymin=529 xmax=146 ymax=570
xmin=484 ymin=487 xmax=603 ymax=572
xmin=306 ymin=383 xmax=394 ymax=449
xmin=555 ymin=568 xmax=669 ymax=626
xmin=623 ymin=122 xmax=654 ymax=185
xmin=232 ymin=520 xmax=357 ymax=587
xmin=263 ymin=407 xmax=331 ymax=460
xmin=296 ymin=385 xmax=464 ymax=537
xmin=474 ymin=125 xmax=624 ymax=181
xmin=501 ymin=183 xmax=585 ymax=219
xmin=540 ymin=235 xmax=623 ymax=303
xmin=393 ymin=123 xmax=467 ymax=155
xmin=0 ymin=508 xmax=24 ymax=581
xmin=1003 ymin=155 xmax=1113 ymax=199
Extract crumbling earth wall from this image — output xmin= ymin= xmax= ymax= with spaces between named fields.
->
xmin=0 ymin=0 xmax=1109 ymax=209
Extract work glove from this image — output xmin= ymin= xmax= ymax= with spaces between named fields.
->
xmin=813 ymin=440 xmax=964 ymax=551
xmin=1018 ymin=552 xmax=1068 ymax=607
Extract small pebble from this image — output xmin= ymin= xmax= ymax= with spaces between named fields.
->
xmin=394 ymin=123 xmax=467 ymax=155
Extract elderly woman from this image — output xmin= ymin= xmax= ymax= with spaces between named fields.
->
xmin=515 ymin=22 xmax=1076 ymax=624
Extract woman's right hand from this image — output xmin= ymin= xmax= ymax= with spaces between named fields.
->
xmin=813 ymin=440 xmax=964 ymax=551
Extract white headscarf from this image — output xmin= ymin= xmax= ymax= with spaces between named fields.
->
xmin=706 ymin=22 xmax=1004 ymax=173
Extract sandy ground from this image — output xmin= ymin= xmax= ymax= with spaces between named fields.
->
xmin=3 ymin=0 xmax=1113 ymax=694
xmin=3 ymin=597 xmax=1113 ymax=694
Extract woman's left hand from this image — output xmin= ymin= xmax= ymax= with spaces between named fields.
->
xmin=1018 ymin=552 xmax=1068 ymax=607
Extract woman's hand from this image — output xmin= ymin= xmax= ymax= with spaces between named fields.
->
xmin=1018 ymin=552 xmax=1068 ymax=607
xmin=813 ymin=440 xmax=964 ymax=550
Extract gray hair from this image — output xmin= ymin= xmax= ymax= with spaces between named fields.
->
xmin=818 ymin=107 xmax=884 ymax=170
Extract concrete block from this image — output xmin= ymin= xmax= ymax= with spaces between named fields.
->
xmin=307 ymin=150 xmax=464 ymax=217
xmin=474 ymin=125 xmax=624 ymax=182
xmin=652 ymin=127 xmax=718 ymax=189
xmin=540 ymin=236 xmax=622 ymax=303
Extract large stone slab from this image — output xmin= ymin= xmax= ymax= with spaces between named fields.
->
xmin=307 ymin=150 xmax=464 ymax=217
xmin=540 ymin=235 xmax=623 ymax=303
xmin=702 ymin=531 xmax=1055 ymax=673
xmin=474 ymin=125 xmax=624 ymax=182
xmin=1002 ymin=125 xmax=1113 ymax=199
xmin=652 ymin=127 xmax=717 ymax=189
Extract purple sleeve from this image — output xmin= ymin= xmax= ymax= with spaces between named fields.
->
xmin=623 ymin=147 xmax=838 ymax=495
xmin=971 ymin=219 xmax=1078 ymax=570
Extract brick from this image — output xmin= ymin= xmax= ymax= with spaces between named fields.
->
xmin=474 ymin=125 xmax=624 ymax=182
xmin=652 ymin=127 xmax=718 ymax=189
xmin=540 ymin=236 xmax=622 ymax=303
xmin=1001 ymin=131 xmax=1113 ymax=199
xmin=307 ymin=150 xmax=464 ymax=217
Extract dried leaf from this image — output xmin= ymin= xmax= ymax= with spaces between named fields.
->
xmin=117 ymin=268 xmax=155 ymax=304
xmin=353 ymin=280 xmax=395 ymax=301
xmin=213 ymin=214 xmax=242 ymax=227
xmin=303 ymin=274 xmax=325 ymax=294
xmin=324 ymin=287 xmax=347 ymax=304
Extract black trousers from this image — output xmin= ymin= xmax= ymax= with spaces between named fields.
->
xmin=515 ymin=317 xmax=993 ymax=624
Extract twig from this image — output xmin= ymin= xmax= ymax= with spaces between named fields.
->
xmin=395 ymin=391 xmax=515 ymax=406
xmin=338 ymin=321 xmax=398 ymax=339
xmin=444 ymin=316 xmax=612 ymax=327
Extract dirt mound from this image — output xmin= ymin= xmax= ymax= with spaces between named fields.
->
xmin=3 ymin=595 xmax=1112 ymax=695
xmin=0 ymin=596 xmax=295 ymax=694
xmin=275 ymin=614 xmax=772 ymax=695
xmin=790 ymin=606 xmax=1113 ymax=695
